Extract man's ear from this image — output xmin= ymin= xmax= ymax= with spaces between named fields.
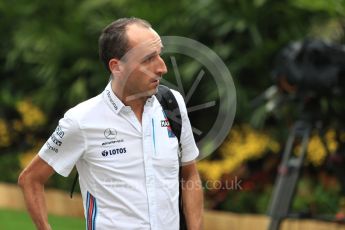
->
xmin=109 ymin=58 xmax=121 ymax=76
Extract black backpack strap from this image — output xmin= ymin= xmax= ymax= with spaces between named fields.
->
xmin=156 ymin=85 xmax=187 ymax=230
xmin=155 ymin=85 xmax=182 ymax=142
xmin=70 ymin=172 xmax=78 ymax=198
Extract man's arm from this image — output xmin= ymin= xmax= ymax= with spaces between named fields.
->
xmin=18 ymin=155 xmax=55 ymax=230
xmin=181 ymin=161 xmax=204 ymax=230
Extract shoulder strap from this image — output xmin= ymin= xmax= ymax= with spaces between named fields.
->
xmin=70 ymin=172 xmax=79 ymax=198
xmin=156 ymin=85 xmax=187 ymax=230
xmin=155 ymin=85 xmax=182 ymax=142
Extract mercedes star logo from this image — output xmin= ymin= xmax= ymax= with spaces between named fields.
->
xmin=104 ymin=128 xmax=117 ymax=140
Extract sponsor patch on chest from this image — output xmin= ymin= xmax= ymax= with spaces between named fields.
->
xmin=101 ymin=147 xmax=127 ymax=157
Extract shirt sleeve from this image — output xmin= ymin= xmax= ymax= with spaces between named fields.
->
xmin=171 ymin=90 xmax=199 ymax=163
xmin=38 ymin=110 xmax=86 ymax=177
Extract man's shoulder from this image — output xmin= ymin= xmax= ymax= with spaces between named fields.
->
xmin=155 ymin=87 xmax=186 ymax=112
xmin=158 ymin=87 xmax=185 ymax=104
xmin=169 ymin=89 xmax=183 ymax=100
xmin=64 ymin=94 xmax=104 ymax=120
xmin=168 ymin=88 xmax=186 ymax=110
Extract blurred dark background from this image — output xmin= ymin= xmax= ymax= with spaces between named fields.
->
xmin=1 ymin=0 xmax=345 ymax=219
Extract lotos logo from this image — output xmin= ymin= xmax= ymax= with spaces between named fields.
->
xmin=102 ymin=150 xmax=109 ymax=157
xmin=101 ymin=148 xmax=127 ymax=157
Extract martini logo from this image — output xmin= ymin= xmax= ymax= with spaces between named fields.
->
xmin=161 ymin=111 xmax=175 ymax=138
xmin=161 ymin=120 xmax=170 ymax=127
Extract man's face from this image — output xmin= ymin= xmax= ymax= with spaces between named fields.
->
xmin=118 ymin=24 xmax=167 ymax=101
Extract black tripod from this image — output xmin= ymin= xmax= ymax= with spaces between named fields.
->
xmin=267 ymin=99 xmax=329 ymax=230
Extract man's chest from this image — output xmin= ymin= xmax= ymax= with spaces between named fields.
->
xmin=79 ymin=107 xmax=179 ymax=171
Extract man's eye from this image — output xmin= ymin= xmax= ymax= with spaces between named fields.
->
xmin=143 ymin=55 xmax=155 ymax=63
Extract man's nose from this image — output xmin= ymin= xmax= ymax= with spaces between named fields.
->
xmin=156 ymin=56 xmax=167 ymax=76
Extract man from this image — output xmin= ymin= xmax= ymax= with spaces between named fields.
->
xmin=18 ymin=17 xmax=203 ymax=230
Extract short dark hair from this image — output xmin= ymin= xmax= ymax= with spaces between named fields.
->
xmin=98 ymin=17 xmax=151 ymax=72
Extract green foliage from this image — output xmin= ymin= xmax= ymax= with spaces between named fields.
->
xmin=292 ymin=175 xmax=340 ymax=215
xmin=0 ymin=208 xmax=84 ymax=230
xmin=0 ymin=154 xmax=21 ymax=183
xmin=0 ymin=0 xmax=345 ymax=215
xmin=212 ymin=173 xmax=341 ymax=215
xmin=1 ymin=0 xmax=343 ymax=123
xmin=1 ymin=0 xmax=343 ymax=133
xmin=220 ymin=190 xmax=259 ymax=213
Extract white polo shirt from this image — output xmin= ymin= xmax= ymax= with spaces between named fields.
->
xmin=38 ymin=81 xmax=199 ymax=230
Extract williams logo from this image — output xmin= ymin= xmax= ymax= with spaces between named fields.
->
xmin=46 ymin=125 xmax=64 ymax=153
xmin=50 ymin=134 xmax=62 ymax=146
xmin=55 ymin=126 xmax=64 ymax=138
xmin=101 ymin=148 xmax=127 ymax=157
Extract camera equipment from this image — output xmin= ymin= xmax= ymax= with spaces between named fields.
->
xmin=272 ymin=39 xmax=345 ymax=96
xmin=266 ymin=39 xmax=345 ymax=230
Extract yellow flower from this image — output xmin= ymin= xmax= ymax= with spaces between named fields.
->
xmin=199 ymin=126 xmax=343 ymax=184
xmin=307 ymin=135 xmax=326 ymax=166
xmin=198 ymin=125 xmax=280 ymax=182
xmin=294 ymin=129 xmax=339 ymax=166
xmin=16 ymin=100 xmax=46 ymax=129
xmin=0 ymin=119 xmax=11 ymax=147
xmin=12 ymin=120 xmax=24 ymax=132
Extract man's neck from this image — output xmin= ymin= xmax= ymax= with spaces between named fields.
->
xmin=111 ymin=80 xmax=147 ymax=123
